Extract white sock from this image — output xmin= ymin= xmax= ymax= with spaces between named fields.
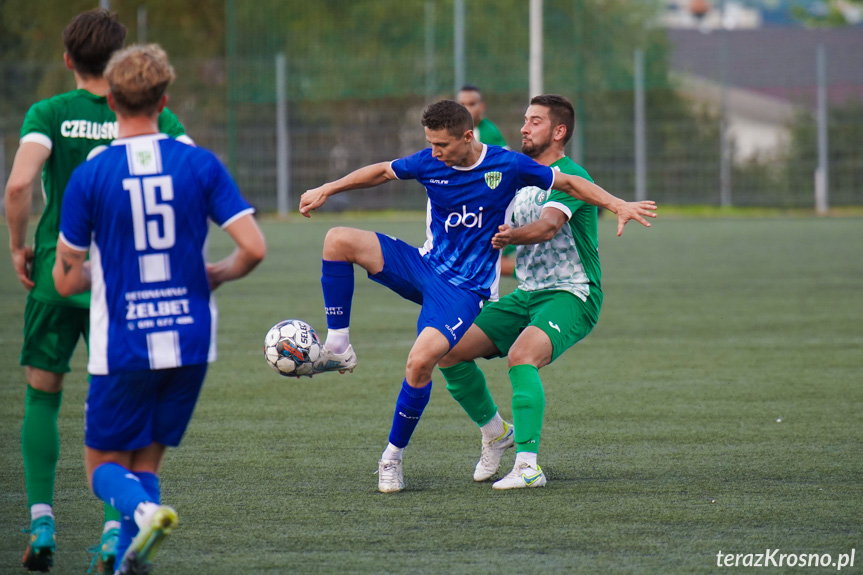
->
xmin=516 ymin=452 xmax=538 ymax=468
xmin=133 ymin=501 xmax=159 ymax=530
xmin=30 ymin=504 xmax=54 ymax=521
xmin=103 ymin=520 xmax=121 ymax=533
xmin=325 ymin=328 xmax=350 ymax=354
xmin=479 ymin=412 xmax=506 ymax=441
xmin=382 ymin=443 xmax=404 ymax=461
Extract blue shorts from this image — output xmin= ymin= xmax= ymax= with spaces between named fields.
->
xmin=85 ymin=364 xmax=208 ymax=452
xmin=369 ymin=233 xmax=484 ymax=347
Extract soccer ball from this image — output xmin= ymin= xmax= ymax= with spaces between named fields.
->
xmin=264 ymin=319 xmax=323 ymax=377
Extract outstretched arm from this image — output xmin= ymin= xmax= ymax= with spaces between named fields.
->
xmin=299 ymin=161 xmax=397 ymax=217
xmin=5 ymin=142 xmax=51 ymax=290
xmin=551 ymin=172 xmax=657 ymax=236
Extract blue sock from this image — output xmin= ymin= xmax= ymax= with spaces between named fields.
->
xmin=91 ymin=463 xmax=152 ymax=518
xmin=321 ymin=260 xmax=354 ymax=330
xmin=137 ymin=472 xmax=161 ymax=503
xmin=388 ymin=379 xmax=432 ymax=448
xmin=115 ymin=472 xmax=161 ymax=562
xmin=117 ymin=516 xmax=136 ymax=563
xmin=92 ymin=464 xmax=153 ymax=563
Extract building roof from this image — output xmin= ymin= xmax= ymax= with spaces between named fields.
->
xmin=668 ymin=27 xmax=863 ymax=106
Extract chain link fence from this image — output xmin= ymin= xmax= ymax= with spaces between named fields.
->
xmin=2 ymin=1 xmax=861 ymax=214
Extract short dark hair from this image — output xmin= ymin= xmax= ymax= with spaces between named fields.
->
xmin=459 ymin=84 xmax=482 ymax=97
xmin=530 ymin=94 xmax=576 ymax=145
xmin=421 ymin=100 xmax=474 ymax=137
xmin=63 ymin=9 xmax=127 ymax=77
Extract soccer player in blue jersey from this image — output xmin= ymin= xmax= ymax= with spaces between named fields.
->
xmin=52 ymin=44 xmax=266 ymax=574
xmin=5 ymin=10 xmax=190 ymax=571
xmin=299 ymin=99 xmax=655 ymax=493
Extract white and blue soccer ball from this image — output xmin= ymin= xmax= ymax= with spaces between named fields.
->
xmin=264 ymin=319 xmax=322 ymax=377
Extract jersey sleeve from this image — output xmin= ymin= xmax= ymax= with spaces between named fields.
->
xmin=515 ymin=153 xmax=554 ymax=192
xmin=546 ymin=163 xmax=594 ymax=215
xmin=197 ymin=151 xmax=254 ymax=228
xmin=157 ymin=107 xmax=197 ymax=147
xmin=390 ymin=149 xmax=425 ymax=181
xmin=20 ymin=99 xmax=55 ymax=151
xmin=58 ymin=165 xmax=94 ymax=250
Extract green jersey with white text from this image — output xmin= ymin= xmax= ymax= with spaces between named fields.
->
xmin=511 ymin=156 xmax=600 ymax=301
xmin=20 ymin=89 xmax=187 ymax=307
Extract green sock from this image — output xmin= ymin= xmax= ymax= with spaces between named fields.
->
xmin=441 ymin=361 xmax=498 ymax=427
xmin=104 ymin=502 xmax=121 ymax=524
xmin=509 ymin=364 xmax=544 ymax=454
xmin=22 ymin=385 xmax=63 ymax=507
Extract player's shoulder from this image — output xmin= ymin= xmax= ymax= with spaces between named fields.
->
xmin=553 ymin=156 xmax=592 ymax=181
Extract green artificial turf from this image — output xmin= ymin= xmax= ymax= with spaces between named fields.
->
xmin=1 ymin=214 xmax=860 ymax=574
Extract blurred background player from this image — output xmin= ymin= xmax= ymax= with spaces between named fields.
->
xmin=3 ymin=9 xmax=190 ymax=572
xmin=52 ymin=44 xmax=265 ymax=574
xmin=456 ymin=84 xmax=509 ymax=149
xmin=299 ymin=99 xmax=655 ymax=494
xmin=439 ymin=94 xmax=656 ymax=489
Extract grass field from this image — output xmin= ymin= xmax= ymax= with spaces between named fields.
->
xmin=1 ymin=214 xmax=861 ymax=574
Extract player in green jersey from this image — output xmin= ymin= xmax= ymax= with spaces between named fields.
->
xmin=439 ymin=94 xmax=656 ymax=489
xmin=3 ymin=9 xmax=190 ymax=572
xmin=457 ymin=84 xmax=509 ymax=150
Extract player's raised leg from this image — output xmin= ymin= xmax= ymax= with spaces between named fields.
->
xmin=314 ymin=227 xmax=383 ymax=374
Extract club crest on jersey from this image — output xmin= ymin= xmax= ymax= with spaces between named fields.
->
xmin=535 ymin=190 xmax=548 ymax=205
xmin=484 ymin=171 xmax=502 ymax=189
xmin=136 ymin=150 xmax=154 ymax=167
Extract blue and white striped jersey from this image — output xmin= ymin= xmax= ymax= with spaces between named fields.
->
xmin=59 ymin=134 xmax=254 ymax=374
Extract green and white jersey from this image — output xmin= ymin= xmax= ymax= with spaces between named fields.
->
xmin=20 ymin=89 xmax=188 ymax=308
xmin=512 ymin=156 xmax=600 ymax=301
xmin=474 ymin=118 xmax=508 ymax=149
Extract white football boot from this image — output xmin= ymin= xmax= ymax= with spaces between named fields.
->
xmin=474 ymin=422 xmax=515 ymax=481
xmin=117 ymin=504 xmax=179 ymax=574
xmin=314 ymin=344 xmax=358 ymax=374
xmin=376 ymin=459 xmax=405 ymax=493
xmin=492 ymin=461 xmax=547 ymax=490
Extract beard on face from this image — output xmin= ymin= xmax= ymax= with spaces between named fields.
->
xmin=521 ymin=134 xmax=552 ymax=158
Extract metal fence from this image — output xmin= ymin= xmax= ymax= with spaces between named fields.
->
xmin=2 ymin=2 xmax=862 ymax=214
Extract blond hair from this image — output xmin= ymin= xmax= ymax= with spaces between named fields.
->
xmin=105 ymin=44 xmax=175 ymax=116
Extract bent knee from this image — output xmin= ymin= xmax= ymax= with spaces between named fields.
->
xmin=323 ymin=227 xmax=357 ymax=257
xmin=405 ymin=355 xmax=437 ymax=385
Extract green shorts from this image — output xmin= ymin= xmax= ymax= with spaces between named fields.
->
xmin=474 ymin=288 xmax=602 ymax=363
xmin=20 ymin=295 xmax=89 ymax=374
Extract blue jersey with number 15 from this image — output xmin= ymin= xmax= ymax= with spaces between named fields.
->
xmin=391 ymin=144 xmax=553 ymax=301
xmin=59 ymin=134 xmax=254 ymax=375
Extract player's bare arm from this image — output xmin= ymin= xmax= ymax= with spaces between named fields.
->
xmin=51 ymin=238 xmax=90 ymax=297
xmin=491 ymin=207 xmax=568 ymax=249
xmin=299 ymin=161 xmax=397 ymax=217
xmin=4 ymin=142 xmax=51 ymax=290
xmin=552 ymin=172 xmax=657 ymax=236
xmin=206 ymin=213 xmax=267 ymax=290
